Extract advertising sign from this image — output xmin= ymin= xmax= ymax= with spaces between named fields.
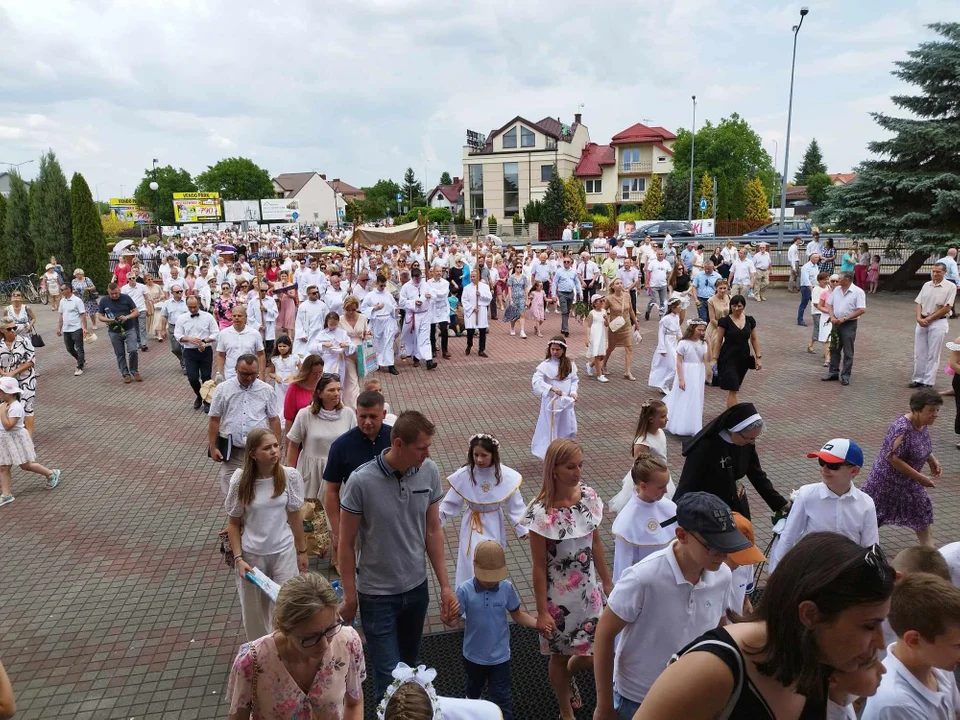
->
xmin=172 ymin=192 xmax=222 ymax=223
xmin=691 ymin=219 xmax=715 ymax=237
xmin=223 ymin=200 xmax=262 ymax=223
xmin=108 ymin=198 xmax=153 ymax=223
xmin=261 ymin=198 xmax=300 ymax=222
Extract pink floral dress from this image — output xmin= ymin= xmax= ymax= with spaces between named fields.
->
xmin=521 ymin=484 xmax=605 ymax=656
xmin=226 ymin=627 xmax=365 ymax=719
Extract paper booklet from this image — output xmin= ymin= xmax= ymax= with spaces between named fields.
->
xmin=245 ymin=567 xmax=281 ymax=602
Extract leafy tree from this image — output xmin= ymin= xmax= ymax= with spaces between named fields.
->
xmin=563 ymin=175 xmax=587 ymax=223
xmin=815 ymin=22 xmax=960 ymax=288
xmin=795 ymin=139 xmax=827 ymax=185
xmin=31 ymin=151 xmax=73 ymax=271
xmin=360 ymin=179 xmax=403 ymax=219
xmin=3 ymin=173 xmax=34 ymax=277
xmin=662 ymin=174 xmax=688 ymax=220
xmin=95 ymin=201 xmax=110 ymax=216
xmin=133 ymin=165 xmax=197 ymax=225
xmin=744 ymin=178 xmax=770 ymax=221
xmin=0 ymin=194 xmax=7 ymax=278
xmin=540 ymin=167 xmax=566 ymax=229
xmin=439 ymin=171 xmax=453 ymax=186
xmin=402 ymin=168 xmax=426 ymax=209
xmin=805 ymin=172 xmax=833 ymax=206
xmin=427 ymin=207 xmax=452 ymax=224
xmin=697 ymin=173 xmax=714 ymax=218
xmin=523 ymin=200 xmax=543 ymax=223
xmin=70 ymin=173 xmax=110 ymax=291
xmin=401 ymin=206 xmax=431 ymax=223
xmin=639 ymin=176 xmax=665 ymax=220
xmin=344 ymin=200 xmax=363 ymax=224
xmin=195 ymin=157 xmax=275 ymax=200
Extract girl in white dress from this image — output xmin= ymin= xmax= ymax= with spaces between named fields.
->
xmin=648 ymin=297 xmax=683 ymax=394
xmin=439 ymin=433 xmax=529 ymax=588
xmin=611 ymin=454 xmax=676 ymax=583
xmin=664 ymin=320 xmax=709 ymax=437
xmin=609 ymin=399 xmax=675 ymax=513
xmin=307 ymin=312 xmax=356 ymax=387
xmin=531 ymin=337 xmax=579 ymax=459
xmin=268 ymin=335 xmax=298 ymax=410
xmin=585 ymin=294 xmax=609 ymax=382
xmin=0 ymin=377 xmax=60 ymax=507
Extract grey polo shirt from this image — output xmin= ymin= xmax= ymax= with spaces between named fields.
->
xmin=340 ymin=450 xmax=442 ymax=596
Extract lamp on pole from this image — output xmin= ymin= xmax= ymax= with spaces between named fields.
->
xmin=687 ymin=95 xmax=697 ymax=222
xmin=0 ymin=159 xmax=34 ymax=172
xmin=150 ymin=158 xmax=160 ymax=240
xmin=777 ymin=7 xmax=809 ymax=249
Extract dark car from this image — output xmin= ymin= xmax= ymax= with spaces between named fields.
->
xmin=625 ymin=221 xmax=695 ymax=241
xmin=745 ymin=219 xmax=812 ymax=237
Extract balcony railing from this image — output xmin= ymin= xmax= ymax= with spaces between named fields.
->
xmin=620 ymin=161 xmax=652 ymax=174
xmin=621 ymin=190 xmax=647 ymax=202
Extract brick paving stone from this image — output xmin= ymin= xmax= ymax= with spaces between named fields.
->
xmin=3 ymin=289 xmax=960 ymax=718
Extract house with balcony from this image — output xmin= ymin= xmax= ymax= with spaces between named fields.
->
xmin=609 ymin=122 xmax=676 ymax=205
xmin=461 ymin=113 xmax=590 ymax=220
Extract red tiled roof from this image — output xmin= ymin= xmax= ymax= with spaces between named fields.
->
xmin=328 ymin=178 xmax=362 ymax=195
xmin=610 ymin=122 xmax=677 ymax=146
xmin=786 ymin=185 xmax=808 ymax=201
xmin=575 ymin=143 xmax=615 ymax=177
xmin=829 ymin=173 xmax=857 ymax=185
xmin=428 ymin=178 xmax=463 ymax=205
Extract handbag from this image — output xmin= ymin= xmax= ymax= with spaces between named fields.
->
xmin=608 ymin=316 xmax=626 ymax=333
xmin=30 ymin=332 xmax=45 ymax=348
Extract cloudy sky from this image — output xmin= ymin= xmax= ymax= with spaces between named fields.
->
xmin=0 ymin=0 xmax=952 ymax=199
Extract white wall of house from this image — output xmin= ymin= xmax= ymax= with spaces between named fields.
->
xmin=293 ymin=175 xmax=339 ymax=225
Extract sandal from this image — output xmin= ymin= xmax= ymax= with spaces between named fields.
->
xmin=569 ymin=677 xmax=582 ymax=710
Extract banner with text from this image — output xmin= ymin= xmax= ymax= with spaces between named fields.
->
xmin=261 ymin=198 xmax=300 ymax=222
xmin=108 ymin=198 xmax=154 ymax=223
xmin=173 ymin=192 xmax=222 ymax=223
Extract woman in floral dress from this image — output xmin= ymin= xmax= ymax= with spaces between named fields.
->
xmin=72 ymin=269 xmax=100 ymax=330
xmin=862 ymin=388 xmax=943 ymax=546
xmin=522 ymin=438 xmax=612 ymax=720
xmin=502 ymin=261 xmax=529 ymax=338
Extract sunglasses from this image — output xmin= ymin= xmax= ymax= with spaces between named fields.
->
xmin=818 ymin=458 xmax=849 ymax=471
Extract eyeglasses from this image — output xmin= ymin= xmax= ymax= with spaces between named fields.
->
xmin=689 ymin=532 xmax=726 ymax=556
xmin=295 ymin=619 xmax=344 ymax=647
xmin=818 ymin=458 xmax=848 ymax=471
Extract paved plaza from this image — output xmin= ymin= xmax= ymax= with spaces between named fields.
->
xmin=3 ymin=287 xmax=960 ymax=719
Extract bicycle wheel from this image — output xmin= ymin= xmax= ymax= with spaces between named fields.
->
xmin=23 ymin=280 xmax=40 ymax=304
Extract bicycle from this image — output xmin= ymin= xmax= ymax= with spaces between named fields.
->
xmin=22 ymin=274 xmax=46 ymax=305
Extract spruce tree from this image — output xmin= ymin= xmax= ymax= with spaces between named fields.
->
xmin=816 ymin=22 xmax=960 ymax=266
xmin=37 ymin=151 xmax=73 ymax=272
xmin=540 ymin=166 xmax=566 ymax=230
xmin=0 ymin=194 xmax=7 ymax=278
xmin=439 ymin=171 xmax=453 ymax=186
xmin=70 ymin=173 xmax=110 ymax=291
xmin=4 ymin=174 xmax=34 ymax=277
xmin=794 ymin=139 xmax=827 ymax=185
xmin=639 ymin=175 xmax=665 ymax=220
xmin=28 ymin=161 xmax=46 ymax=269
xmin=662 ymin=172 xmax=689 ymax=220
xmin=744 ymin=178 xmax=770 ymax=221
xmin=402 ymin=168 xmax=426 ymax=208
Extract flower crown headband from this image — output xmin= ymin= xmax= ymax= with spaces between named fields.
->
xmin=548 ymin=339 xmax=567 ymax=349
xmin=687 ymin=319 xmax=707 ymax=327
xmin=377 ymin=663 xmax=443 ymax=719
xmin=470 ymin=433 xmax=500 ymax=447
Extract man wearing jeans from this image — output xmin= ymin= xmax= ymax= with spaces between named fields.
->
xmin=56 ymin=283 xmax=88 ymax=376
xmin=692 ymin=261 xmax=721 ymax=322
xmin=97 ymin=283 xmax=141 ymax=383
xmin=552 ymin=255 xmax=582 ymax=336
xmin=644 ymin=248 xmax=671 ymax=321
xmin=339 ymin=410 xmax=459 ymax=700
xmin=797 ymin=252 xmax=820 ymax=326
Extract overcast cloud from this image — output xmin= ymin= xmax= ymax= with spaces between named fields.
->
xmin=0 ymin=0 xmax=953 ymax=197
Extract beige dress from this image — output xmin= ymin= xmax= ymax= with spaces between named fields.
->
xmin=145 ymin=283 xmax=165 ymax=337
xmin=605 ymin=292 xmax=633 ymax=348
xmin=286 ymin=407 xmax=357 ymax=499
xmin=706 ymin=295 xmax=730 ymax=382
xmin=340 ymin=314 xmax=368 ymax=409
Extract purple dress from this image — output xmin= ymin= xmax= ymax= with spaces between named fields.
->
xmin=861 ymin=415 xmax=933 ymax=531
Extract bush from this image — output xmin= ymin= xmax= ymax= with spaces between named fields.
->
xmin=488 ymin=215 xmax=498 ymax=232
xmin=617 ymin=211 xmax=642 ymax=222
xmin=426 ymin=207 xmax=452 ymax=224
xmin=589 ymin=204 xmax=609 ymax=216
xmin=454 ymin=209 xmax=466 ymax=225
xmin=619 ymin=204 xmax=639 ymax=213
xmin=523 ymin=200 xmax=543 ymax=223
xmin=512 ymin=213 xmax=523 ymax=226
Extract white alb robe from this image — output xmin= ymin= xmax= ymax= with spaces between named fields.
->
xmin=360 ymin=289 xmax=398 ymax=367
xmin=398 ymin=280 xmax=432 ymax=360
xmin=307 ymin=327 xmax=356 ymax=386
xmin=426 ymin=278 xmax=450 ymax=325
xmin=611 ymin=494 xmax=677 ymax=583
xmin=461 ymin=282 xmax=492 ymax=330
xmin=293 ymin=299 xmax=329 ymax=356
xmin=323 ymin=286 xmax=347 ymax=318
xmin=531 ymin=358 xmax=579 ymax=459
xmin=648 ymin=313 xmax=681 ymax=392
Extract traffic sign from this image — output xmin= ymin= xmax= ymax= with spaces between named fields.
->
xmin=699 ymin=198 xmax=708 ymax=211
xmin=292 ymin=211 xmax=299 ymax=220
xmin=396 ymin=192 xmax=402 ymax=201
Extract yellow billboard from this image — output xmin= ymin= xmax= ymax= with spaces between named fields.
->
xmin=108 ymin=198 xmax=153 ymax=223
xmin=172 ymin=192 xmax=222 ymax=223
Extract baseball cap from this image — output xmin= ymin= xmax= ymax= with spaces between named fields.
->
xmin=728 ymin=512 xmax=766 ymax=565
xmin=661 ymin=492 xmax=751 ymax=554
xmin=807 ymin=438 xmax=863 ymax=467
xmin=473 ymin=540 xmax=508 ymax=583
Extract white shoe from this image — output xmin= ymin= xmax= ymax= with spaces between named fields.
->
xmin=74 ymin=368 xmax=83 ymax=376
xmin=586 ymin=364 xmax=594 ymax=376
xmin=597 ymin=375 xmax=609 ymax=383
xmin=510 ymin=330 xmax=516 ymax=336
xmin=520 ymin=331 xmax=527 ymax=338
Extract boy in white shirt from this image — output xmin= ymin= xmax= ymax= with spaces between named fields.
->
xmin=863 ymin=572 xmax=960 ymax=720
xmin=769 ymin=438 xmax=878 ymax=574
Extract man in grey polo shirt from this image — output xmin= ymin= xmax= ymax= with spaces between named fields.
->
xmin=339 ymin=410 xmax=459 ymax=699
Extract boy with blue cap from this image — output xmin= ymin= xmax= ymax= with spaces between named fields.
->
xmin=769 ymin=438 xmax=879 ymax=573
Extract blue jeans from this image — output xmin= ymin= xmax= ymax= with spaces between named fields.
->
xmin=108 ymin=329 xmax=139 ymax=377
xmin=697 ymin=297 xmax=710 ymax=322
xmin=359 ymin=579 xmax=430 ymax=700
xmin=798 ymin=286 xmax=811 ymax=323
xmin=464 ymin=658 xmax=513 ymax=720
xmin=615 ymin=690 xmax=641 ymax=720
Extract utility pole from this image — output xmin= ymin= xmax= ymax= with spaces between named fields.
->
xmin=687 ymin=96 xmax=697 ymax=222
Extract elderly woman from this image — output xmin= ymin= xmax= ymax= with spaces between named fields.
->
xmin=862 ymin=388 xmax=943 ymax=546
xmin=226 ymin=572 xmax=364 ymax=720
xmin=0 ymin=321 xmax=37 ymax=437
xmin=674 ymin=402 xmax=788 ymax=521
xmin=72 ymin=269 xmax=100 ymax=330
xmin=4 ymin=290 xmax=36 ymax=341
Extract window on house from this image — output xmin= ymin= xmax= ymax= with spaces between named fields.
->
xmin=469 ymin=164 xmax=484 ymax=218
xmin=584 ymin=179 xmax=602 ymax=194
xmin=503 ymin=127 xmax=517 ymax=149
xmin=622 ymin=148 xmax=640 ymax=168
xmin=521 ymin=127 xmax=535 ymax=148
xmin=541 ymin=165 xmax=553 ymax=182
xmin=546 ymin=137 xmax=557 ymax=150
xmin=503 ymin=162 xmax=519 ymax=217
xmin=657 ymin=156 xmax=667 ymax=162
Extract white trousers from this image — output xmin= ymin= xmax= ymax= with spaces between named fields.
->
xmin=912 ymin=318 xmax=949 ymax=385
xmin=236 ymin=545 xmax=299 ymax=640
xmin=400 ymin=312 xmax=433 ymax=361
xmin=371 ymin=316 xmax=397 ymax=367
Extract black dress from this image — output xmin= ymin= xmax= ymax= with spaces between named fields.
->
xmin=717 ymin=314 xmax=756 ymax=391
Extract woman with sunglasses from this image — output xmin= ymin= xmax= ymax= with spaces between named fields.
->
xmin=635 ymin=533 xmax=894 ymax=719
xmin=0 ymin=321 xmax=37 ymax=437
xmin=215 ymin=282 xmax=237 ymax=330
xmin=502 ymin=260 xmax=530 ymax=338
xmin=226 ymin=572 xmax=364 ymax=720
xmin=226 ymin=428 xmax=308 ymax=642
xmin=4 ymin=290 xmax=35 ymax=341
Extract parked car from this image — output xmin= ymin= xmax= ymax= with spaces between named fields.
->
xmin=745 ymin=219 xmax=812 ymax=237
xmin=625 ymin=221 xmax=695 ymax=241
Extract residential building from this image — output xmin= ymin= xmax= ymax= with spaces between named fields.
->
xmin=462 ymin=114 xmax=590 ymax=220
xmin=328 ymin=178 xmax=366 ymax=203
xmin=0 ymin=172 xmax=29 ymax=199
xmin=427 ymin=177 xmax=463 ymax=214
xmin=829 ymin=172 xmax=857 ymax=186
xmin=272 ymin=172 xmax=339 ymax=225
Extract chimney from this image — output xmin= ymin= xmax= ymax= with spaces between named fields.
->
xmin=319 ymin=174 xmax=327 ymax=180
xmin=574 ymin=113 xmax=582 ymax=124
xmin=453 ymin=177 xmax=460 ymax=185
xmin=332 ymin=178 xmax=340 ymax=183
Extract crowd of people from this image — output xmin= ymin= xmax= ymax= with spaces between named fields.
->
xmin=6 ymin=224 xmax=960 ymax=720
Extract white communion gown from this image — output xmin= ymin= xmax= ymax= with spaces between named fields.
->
xmin=648 ymin=313 xmax=681 ymax=393
xmin=438 ymin=464 xmax=528 ymax=588
xmin=531 ymin=358 xmax=579 ymax=459
xmin=664 ymin=339 xmax=708 ymax=436
xmin=611 ymin=493 xmax=677 ymax=583
xmin=609 ymin=430 xmax=676 ymax=513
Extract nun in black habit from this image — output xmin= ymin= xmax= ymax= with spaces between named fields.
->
xmin=673 ymin=402 xmax=788 ymax=520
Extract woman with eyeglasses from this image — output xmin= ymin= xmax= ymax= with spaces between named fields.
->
xmin=0 ymin=321 xmax=37 ymax=437
xmin=225 ymin=428 xmax=308 ymax=642
xmin=215 ymin=282 xmax=237 ymax=330
xmin=226 ymin=572 xmax=364 ymax=720
xmin=635 ymin=533 xmax=894 ymax=720
xmin=862 ymin=387 xmax=943 ymax=547
xmin=502 ymin=260 xmax=530 ymax=338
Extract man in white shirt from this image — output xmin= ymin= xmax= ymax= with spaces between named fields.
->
xmin=787 ymin=237 xmax=802 ymax=293
xmin=644 ymin=248 xmax=672 ymax=320
xmin=806 ymin=231 xmax=822 ymax=261
xmin=752 ymin=242 xmax=772 ymax=301
xmin=617 ymin=257 xmax=641 ymax=313
xmin=561 ymin=223 xmax=573 ymax=243
xmin=823 ymin=271 xmax=867 ymax=385
xmin=175 ymin=295 xmax=219 ymax=410
xmin=798 ymin=252 xmax=821 ymax=326
xmin=426 ymin=265 xmax=451 ymax=359
xmin=729 ymin=247 xmax=756 ymax=300
xmin=56 ymin=283 xmax=89 ymax=376
xmin=296 ymin=256 xmax=327 ymax=300
xmin=577 ymin=251 xmax=601 ymax=297
xmin=293 ymin=286 xmax=329 ymax=356
xmin=398 ymin=267 xmax=436 ymax=370
xmin=159 ymin=284 xmax=189 ymax=373
xmin=162 ymin=265 xmax=184 ymax=294
xmin=215 ymin=306 xmax=265 ymax=382
xmin=350 ymin=271 xmax=371 ymax=303
xmin=121 ymin=273 xmax=151 ymax=351
xmin=910 ymin=262 xmax=956 ymax=388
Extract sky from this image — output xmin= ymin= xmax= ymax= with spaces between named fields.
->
xmin=0 ymin=0 xmax=954 ymax=200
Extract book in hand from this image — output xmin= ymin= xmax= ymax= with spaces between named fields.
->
xmin=245 ymin=567 xmax=281 ymax=602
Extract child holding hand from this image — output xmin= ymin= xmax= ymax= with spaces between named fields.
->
xmin=0 ymin=376 xmax=60 ymax=507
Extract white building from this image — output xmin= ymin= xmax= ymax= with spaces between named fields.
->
xmin=426 ymin=177 xmax=463 ymax=214
xmin=272 ymin=172 xmax=340 ymax=225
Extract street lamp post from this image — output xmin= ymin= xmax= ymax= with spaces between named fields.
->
xmin=687 ymin=95 xmax=696 ymax=222
xmin=151 ymin=158 xmax=160 ymax=240
xmin=777 ymin=7 xmax=809 ymax=249
xmin=0 ymin=159 xmax=35 ymax=172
